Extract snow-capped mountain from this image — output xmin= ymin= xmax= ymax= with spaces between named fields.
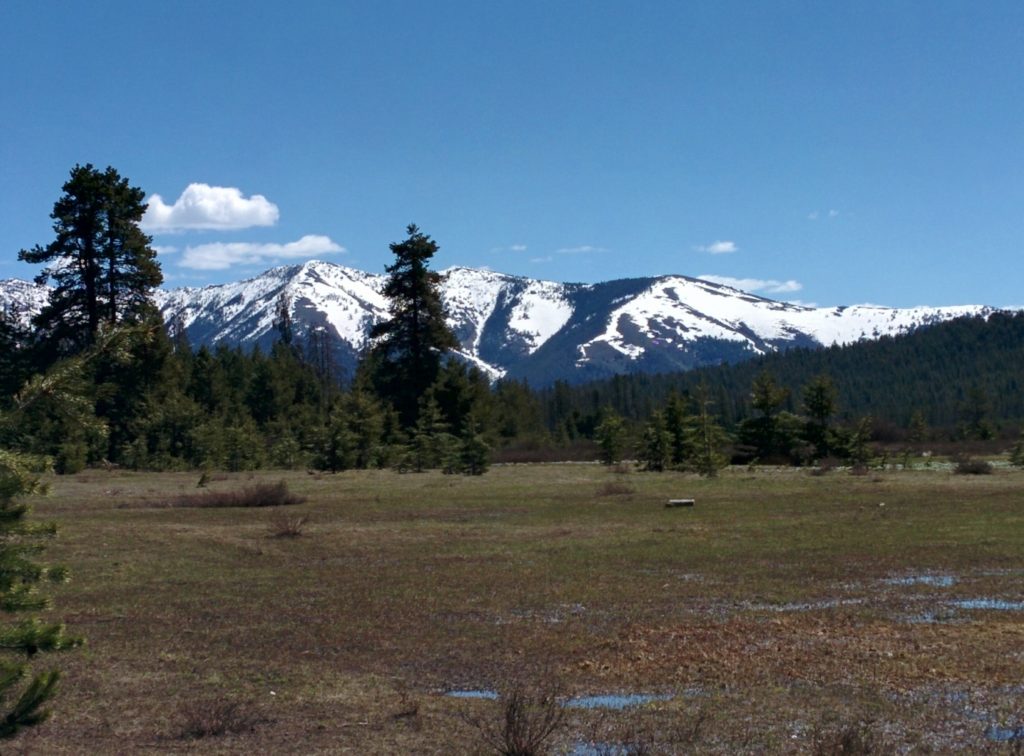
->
xmin=0 ymin=261 xmax=998 ymax=385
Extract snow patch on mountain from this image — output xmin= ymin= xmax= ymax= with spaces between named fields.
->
xmin=0 ymin=279 xmax=49 ymax=326
xmin=441 ymin=267 xmax=508 ymax=352
xmin=507 ymin=281 xmax=573 ymax=354
xmin=0 ymin=261 xmax=999 ymax=385
xmin=780 ymin=304 xmax=992 ymax=347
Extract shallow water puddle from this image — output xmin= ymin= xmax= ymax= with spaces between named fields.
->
xmin=444 ymin=689 xmax=499 ymax=700
xmin=570 ymin=742 xmax=630 ymax=756
xmin=885 ymin=574 xmax=957 ymax=587
xmin=986 ymin=724 xmax=1024 ymax=742
xmin=444 ymin=689 xmax=674 ymax=710
xmin=564 ymin=693 xmax=673 ymax=710
xmin=950 ymin=598 xmax=1024 ymax=611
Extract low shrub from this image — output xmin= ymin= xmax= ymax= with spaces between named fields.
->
xmin=176 ymin=700 xmax=262 ymax=739
xmin=812 ymin=719 xmax=884 ymax=754
xmin=596 ymin=480 xmax=636 ymax=496
xmin=142 ymin=481 xmax=305 ymax=509
xmin=461 ymin=679 xmax=564 ymax=756
xmin=268 ymin=513 xmax=309 ymax=538
xmin=953 ymin=456 xmax=993 ymax=475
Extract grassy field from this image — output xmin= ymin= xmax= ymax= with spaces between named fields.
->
xmin=10 ymin=463 xmax=1024 ymax=753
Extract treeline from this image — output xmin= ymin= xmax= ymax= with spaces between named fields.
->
xmin=535 ymin=311 xmax=1024 ymax=443
xmin=0 ymin=324 xmax=514 ymax=474
xmin=5 ymin=306 xmax=1019 ymax=474
xmin=3 ymin=164 xmax=1023 ymax=476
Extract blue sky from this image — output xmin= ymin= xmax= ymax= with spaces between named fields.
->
xmin=2 ymin=1 xmax=1022 ymax=307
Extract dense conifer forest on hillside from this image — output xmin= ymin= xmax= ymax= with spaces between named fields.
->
xmin=539 ymin=311 xmax=1024 ymax=436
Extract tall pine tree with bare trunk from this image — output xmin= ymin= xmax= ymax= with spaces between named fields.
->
xmin=19 ymin=164 xmax=162 ymax=361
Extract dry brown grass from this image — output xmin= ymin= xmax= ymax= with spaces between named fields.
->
xmin=10 ymin=464 xmax=1024 ymax=753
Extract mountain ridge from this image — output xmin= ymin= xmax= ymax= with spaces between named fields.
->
xmin=0 ymin=260 xmax=999 ymax=385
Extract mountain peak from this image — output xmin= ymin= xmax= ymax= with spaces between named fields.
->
xmin=0 ymin=261 xmax=999 ymax=386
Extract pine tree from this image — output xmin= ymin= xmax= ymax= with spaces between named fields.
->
xmin=685 ymin=384 xmax=730 ymax=477
xmin=1009 ymin=431 xmax=1024 ymax=468
xmin=458 ymin=416 xmax=491 ymax=475
xmin=594 ymin=408 xmax=626 ymax=466
xmin=0 ymin=450 xmax=80 ymax=738
xmin=399 ymin=397 xmax=448 ymax=472
xmin=637 ymin=411 xmax=671 ymax=472
xmin=429 ymin=359 xmax=490 ymax=437
xmin=0 ymin=338 xmax=113 ymax=737
xmin=959 ymin=385 xmax=994 ymax=440
xmin=341 ymin=390 xmax=385 ymax=469
xmin=19 ymin=165 xmax=162 ymax=360
xmin=739 ymin=371 xmax=793 ymax=462
xmin=365 ymin=225 xmax=458 ymax=428
xmin=801 ymin=374 xmax=838 ymax=460
xmin=845 ymin=416 xmax=875 ymax=470
xmin=663 ymin=390 xmax=693 ymax=466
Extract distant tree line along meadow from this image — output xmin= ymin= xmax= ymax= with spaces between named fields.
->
xmin=2 ymin=164 xmax=1023 ymax=477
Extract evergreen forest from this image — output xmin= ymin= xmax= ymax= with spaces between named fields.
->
xmin=2 ymin=166 xmax=1023 ymax=477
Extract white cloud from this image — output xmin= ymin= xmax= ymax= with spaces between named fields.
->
xmin=142 ymin=183 xmax=280 ymax=232
xmin=695 ymin=240 xmax=738 ymax=254
xmin=491 ymin=244 xmax=528 ymax=253
xmin=510 ymin=244 xmax=527 ymax=252
xmin=180 ymin=235 xmax=344 ymax=270
xmin=529 ymin=256 xmax=553 ymax=263
xmin=556 ymin=245 xmax=607 ymax=255
xmin=698 ymin=274 xmax=803 ymax=295
xmin=151 ymin=245 xmax=178 ymax=255
xmin=807 ymin=211 xmax=819 ymax=221
xmin=828 ymin=209 xmax=840 ymax=218
xmin=808 ymin=209 xmax=840 ymax=221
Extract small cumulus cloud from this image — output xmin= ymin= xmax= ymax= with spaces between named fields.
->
xmin=180 ymin=235 xmax=344 ymax=270
xmin=698 ymin=274 xmax=803 ymax=295
xmin=142 ymin=183 xmax=280 ymax=232
xmin=695 ymin=240 xmax=738 ymax=254
xmin=529 ymin=256 xmax=553 ymax=264
xmin=491 ymin=244 xmax=528 ymax=253
xmin=151 ymin=245 xmax=178 ymax=255
xmin=808 ymin=209 xmax=840 ymax=221
xmin=556 ymin=245 xmax=607 ymax=255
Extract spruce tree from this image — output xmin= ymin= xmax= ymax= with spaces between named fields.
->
xmin=663 ymin=390 xmax=693 ymax=466
xmin=0 ymin=337 xmax=110 ymax=738
xmin=0 ymin=450 xmax=80 ymax=738
xmin=685 ymin=384 xmax=730 ymax=477
xmin=1009 ymin=431 xmax=1024 ymax=468
xmin=399 ymin=397 xmax=448 ymax=472
xmin=457 ymin=416 xmax=491 ymax=475
xmin=637 ymin=411 xmax=671 ymax=472
xmin=801 ymin=374 xmax=838 ymax=460
xmin=366 ymin=225 xmax=457 ymax=428
xmin=595 ymin=408 xmax=626 ymax=466
xmin=739 ymin=371 xmax=796 ymax=462
xmin=845 ymin=416 xmax=875 ymax=470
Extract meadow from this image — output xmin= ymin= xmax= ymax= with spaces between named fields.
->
xmin=12 ymin=462 xmax=1024 ymax=754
